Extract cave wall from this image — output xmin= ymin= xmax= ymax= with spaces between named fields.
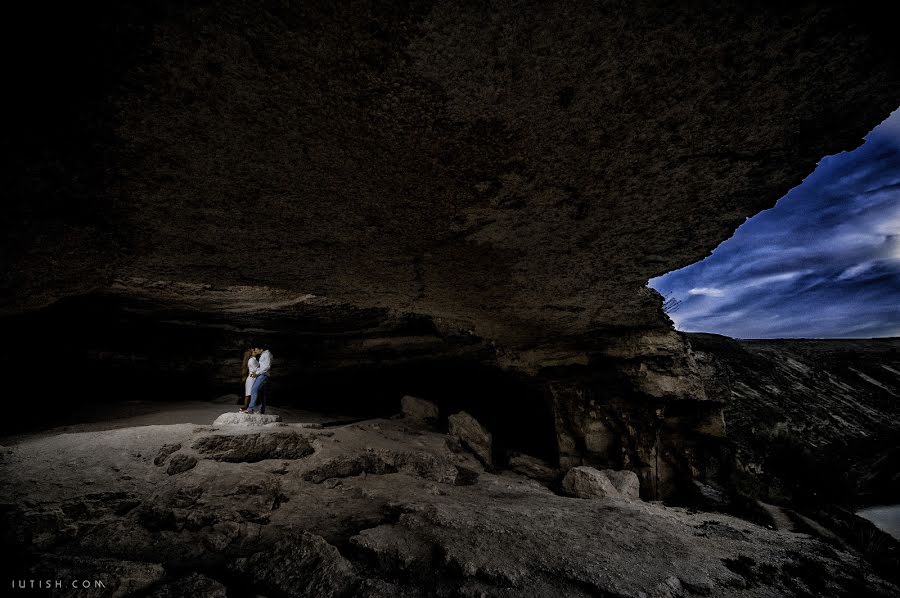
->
xmin=544 ymin=329 xmax=728 ymax=499
xmin=1 ymin=290 xmax=561 ymax=465
xmin=4 ymin=290 xmax=725 ymax=499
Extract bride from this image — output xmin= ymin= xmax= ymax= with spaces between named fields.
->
xmin=239 ymin=348 xmax=261 ymax=413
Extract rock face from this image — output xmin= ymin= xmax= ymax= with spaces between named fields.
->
xmin=563 ymin=466 xmax=642 ymax=500
xmin=448 ymin=411 xmax=494 ymax=468
xmin=213 ymin=412 xmax=283 ymax=427
xmin=547 ymin=329 xmax=728 ymax=500
xmin=400 ymin=396 xmax=439 ymax=421
xmin=2 ymin=418 xmax=896 ymax=597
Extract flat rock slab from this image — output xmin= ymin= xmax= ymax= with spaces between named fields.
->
xmin=213 ymin=412 xmax=282 ymax=426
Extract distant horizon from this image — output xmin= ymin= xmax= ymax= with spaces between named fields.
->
xmin=683 ymin=331 xmax=900 ymax=342
xmin=651 ymin=108 xmax=900 ymax=340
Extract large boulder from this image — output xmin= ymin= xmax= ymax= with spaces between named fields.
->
xmin=603 ymin=469 xmax=642 ymax=500
xmin=562 ymin=467 xmax=641 ymax=500
xmin=213 ymin=412 xmax=282 ymax=426
xmin=401 ymin=396 xmax=439 ymax=421
xmin=448 ymin=411 xmax=493 ymax=468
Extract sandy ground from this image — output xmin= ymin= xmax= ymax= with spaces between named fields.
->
xmin=1 ymin=396 xmax=365 ymax=445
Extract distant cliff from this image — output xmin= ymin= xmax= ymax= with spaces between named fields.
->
xmin=688 ymin=333 xmax=900 ymax=507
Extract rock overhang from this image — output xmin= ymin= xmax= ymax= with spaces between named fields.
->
xmin=3 ymin=1 xmax=899 ymax=352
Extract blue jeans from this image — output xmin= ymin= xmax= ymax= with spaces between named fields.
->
xmin=248 ymin=374 xmax=269 ymax=413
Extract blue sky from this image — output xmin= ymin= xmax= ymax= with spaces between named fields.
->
xmin=649 ymin=109 xmax=900 ymax=339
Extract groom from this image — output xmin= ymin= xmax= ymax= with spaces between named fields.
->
xmin=246 ymin=347 xmax=273 ymax=414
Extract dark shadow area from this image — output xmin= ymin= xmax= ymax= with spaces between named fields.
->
xmin=1 ymin=293 xmax=558 ymax=463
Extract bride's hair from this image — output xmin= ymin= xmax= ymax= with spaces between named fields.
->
xmin=241 ymin=348 xmax=252 ymax=382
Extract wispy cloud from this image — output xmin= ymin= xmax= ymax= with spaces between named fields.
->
xmin=688 ymin=287 xmax=725 ymax=297
xmin=837 ymin=262 xmax=874 ymax=281
xmin=650 ymin=108 xmax=900 ymax=339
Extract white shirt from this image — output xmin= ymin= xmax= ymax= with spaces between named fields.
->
xmin=256 ymin=350 xmax=273 ymax=376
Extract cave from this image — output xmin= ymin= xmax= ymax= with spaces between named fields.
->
xmin=2 ymin=290 xmax=560 ymax=465
xmin=2 ymin=1 xmax=899 ymax=596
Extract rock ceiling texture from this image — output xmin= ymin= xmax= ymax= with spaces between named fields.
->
xmin=5 ymin=1 xmax=899 ymax=347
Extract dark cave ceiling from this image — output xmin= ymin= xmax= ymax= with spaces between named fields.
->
xmin=4 ymin=0 xmax=899 ymax=349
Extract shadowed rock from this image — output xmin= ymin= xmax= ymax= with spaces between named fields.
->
xmin=26 ymin=554 xmax=165 ymax=597
xmin=146 ymin=573 xmax=227 ymax=598
xmin=303 ymin=449 xmax=458 ymax=485
xmin=166 ymin=454 xmax=198 ymax=476
xmin=400 ymin=396 xmax=439 ymax=421
xmin=192 ymin=432 xmax=313 ymax=463
xmin=152 ymin=444 xmax=181 ymax=467
xmin=508 ymin=452 xmax=559 ymax=484
xmin=234 ymin=533 xmax=356 ymax=598
xmin=448 ymin=412 xmax=493 ymax=468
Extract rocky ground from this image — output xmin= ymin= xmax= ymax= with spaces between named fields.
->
xmin=2 ymin=408 xmax=897 ymax=597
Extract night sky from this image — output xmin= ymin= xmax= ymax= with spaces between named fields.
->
xmin=650 ymin=109 xmax=900 ymax=339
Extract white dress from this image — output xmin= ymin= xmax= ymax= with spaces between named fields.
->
xmin=245 ymin=357 xmax=260 ymax=396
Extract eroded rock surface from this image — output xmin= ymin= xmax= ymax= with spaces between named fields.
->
xmin=193 ymin=431 xmax=314 ymax=463
xmin=1 ymin=418 xmax=896 ymax=597
xmin=234 ymin=533 xmax=356 ymax=598
xmin=212 ymin=412 xmax=283 ymax=427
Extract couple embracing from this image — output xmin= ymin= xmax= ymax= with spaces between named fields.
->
xmin=240 ymin=347 xmax=273 ymax=414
